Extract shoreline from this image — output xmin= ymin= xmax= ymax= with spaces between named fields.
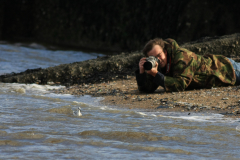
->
xmin=54 ymin=76 xmax=240 ymax=119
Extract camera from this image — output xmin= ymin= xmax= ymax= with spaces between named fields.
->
xmin=143 ymin=56 xmax=158 ymax=70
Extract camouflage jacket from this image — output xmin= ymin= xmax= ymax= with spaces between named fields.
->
xmin=135 ymin=38 xmax=236 ymax=92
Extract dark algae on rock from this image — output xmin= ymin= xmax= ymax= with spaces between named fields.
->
xmin=0 ymin=51 xmax=141 ymax=85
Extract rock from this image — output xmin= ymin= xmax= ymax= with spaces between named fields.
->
xmin=160 ymin=98 xmax=168 ymax=103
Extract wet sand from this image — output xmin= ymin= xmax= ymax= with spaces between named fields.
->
xmin=54 ymin=76 xmax=240 ymax=118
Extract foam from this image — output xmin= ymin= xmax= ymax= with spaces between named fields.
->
xmin=137 ymin=112 xmax=147 ymax=116
xmin=236 ymin=125 xmax=240 ymax=131
xmin=137 ymin=111 xmax=240 ymax=123
xmin=0 ymin=83 xmax=65 ymax=94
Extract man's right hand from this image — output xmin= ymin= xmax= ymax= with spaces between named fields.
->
xmin=139 ymin=57 xmax=146 ymax=74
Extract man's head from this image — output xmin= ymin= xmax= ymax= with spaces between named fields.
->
xmin=143 ymin=38 xmax=167 ymax=68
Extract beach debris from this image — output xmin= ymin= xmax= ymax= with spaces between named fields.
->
xmin=73 ymin=107 xmax=82 ymax=116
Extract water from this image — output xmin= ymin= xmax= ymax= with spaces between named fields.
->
xmin=0 ymin=42 xmax=103 ymax=75
xmin=0 ymin=42 xmax=240 ymax=160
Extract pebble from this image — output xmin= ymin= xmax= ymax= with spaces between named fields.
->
xmin=222 ymin=98 xmax=229 ymax=100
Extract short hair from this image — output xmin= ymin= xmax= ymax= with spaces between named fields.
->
xmin=142 ymin=38 xmax=165 ymax=56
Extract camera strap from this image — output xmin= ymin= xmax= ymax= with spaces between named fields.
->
xmin=165 ymin=53 xmax=171 ymax=74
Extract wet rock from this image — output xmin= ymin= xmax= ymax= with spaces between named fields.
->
xmin=156 ymin=106 xmax=169 ymax=109
xmin=220 ymin=112 xmax=235 ymax=116
xmin=200 ymin=106 xmax=210 ymax=110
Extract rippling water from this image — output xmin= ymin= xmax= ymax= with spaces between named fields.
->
xmin=0 ymin=42 xmax=240 ymax=159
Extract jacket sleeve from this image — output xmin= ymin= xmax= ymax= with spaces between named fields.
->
xmin=162 ymin=39 xmax=194 ymax=92
xmin=135 ymin=69 xmax=159 ymax=93
xmin=164 ymin=58 xmax=195 ymax=92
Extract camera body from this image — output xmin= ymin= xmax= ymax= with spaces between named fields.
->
xmin=143 ymin=56 xmax=158 ymax=70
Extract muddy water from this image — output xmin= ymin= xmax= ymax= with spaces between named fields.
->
xmin=0 ymin=42 xmax=240 ymax=159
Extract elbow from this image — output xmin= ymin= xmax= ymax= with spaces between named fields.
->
xmin=138 ymin=86 xmax=156 ymax=93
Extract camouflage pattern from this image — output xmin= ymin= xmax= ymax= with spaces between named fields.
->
xmin=137 ymin=38 xmax=236 ymax=92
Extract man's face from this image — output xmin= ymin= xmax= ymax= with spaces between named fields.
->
xmin=147 ymin=45 xmax=167 ymax=68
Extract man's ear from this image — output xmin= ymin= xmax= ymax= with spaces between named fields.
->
xmin=164 ymin=49 xmax=167 ymax=55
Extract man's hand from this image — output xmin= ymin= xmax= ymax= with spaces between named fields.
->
xmin=146 ymin=61 xmax=158 ymax=77
xmin=139 ymin=57 xmax=146 ymax=74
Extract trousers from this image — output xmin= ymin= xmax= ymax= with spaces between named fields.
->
xmin=228 ymin=58 xmax=240 ymax=85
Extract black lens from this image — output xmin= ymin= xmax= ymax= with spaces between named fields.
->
xmin=143 ymin=62 xmax=152 ymax=70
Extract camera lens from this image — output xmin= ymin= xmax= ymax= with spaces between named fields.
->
xmin=144 ymin=61 xmax=153 ymax=70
